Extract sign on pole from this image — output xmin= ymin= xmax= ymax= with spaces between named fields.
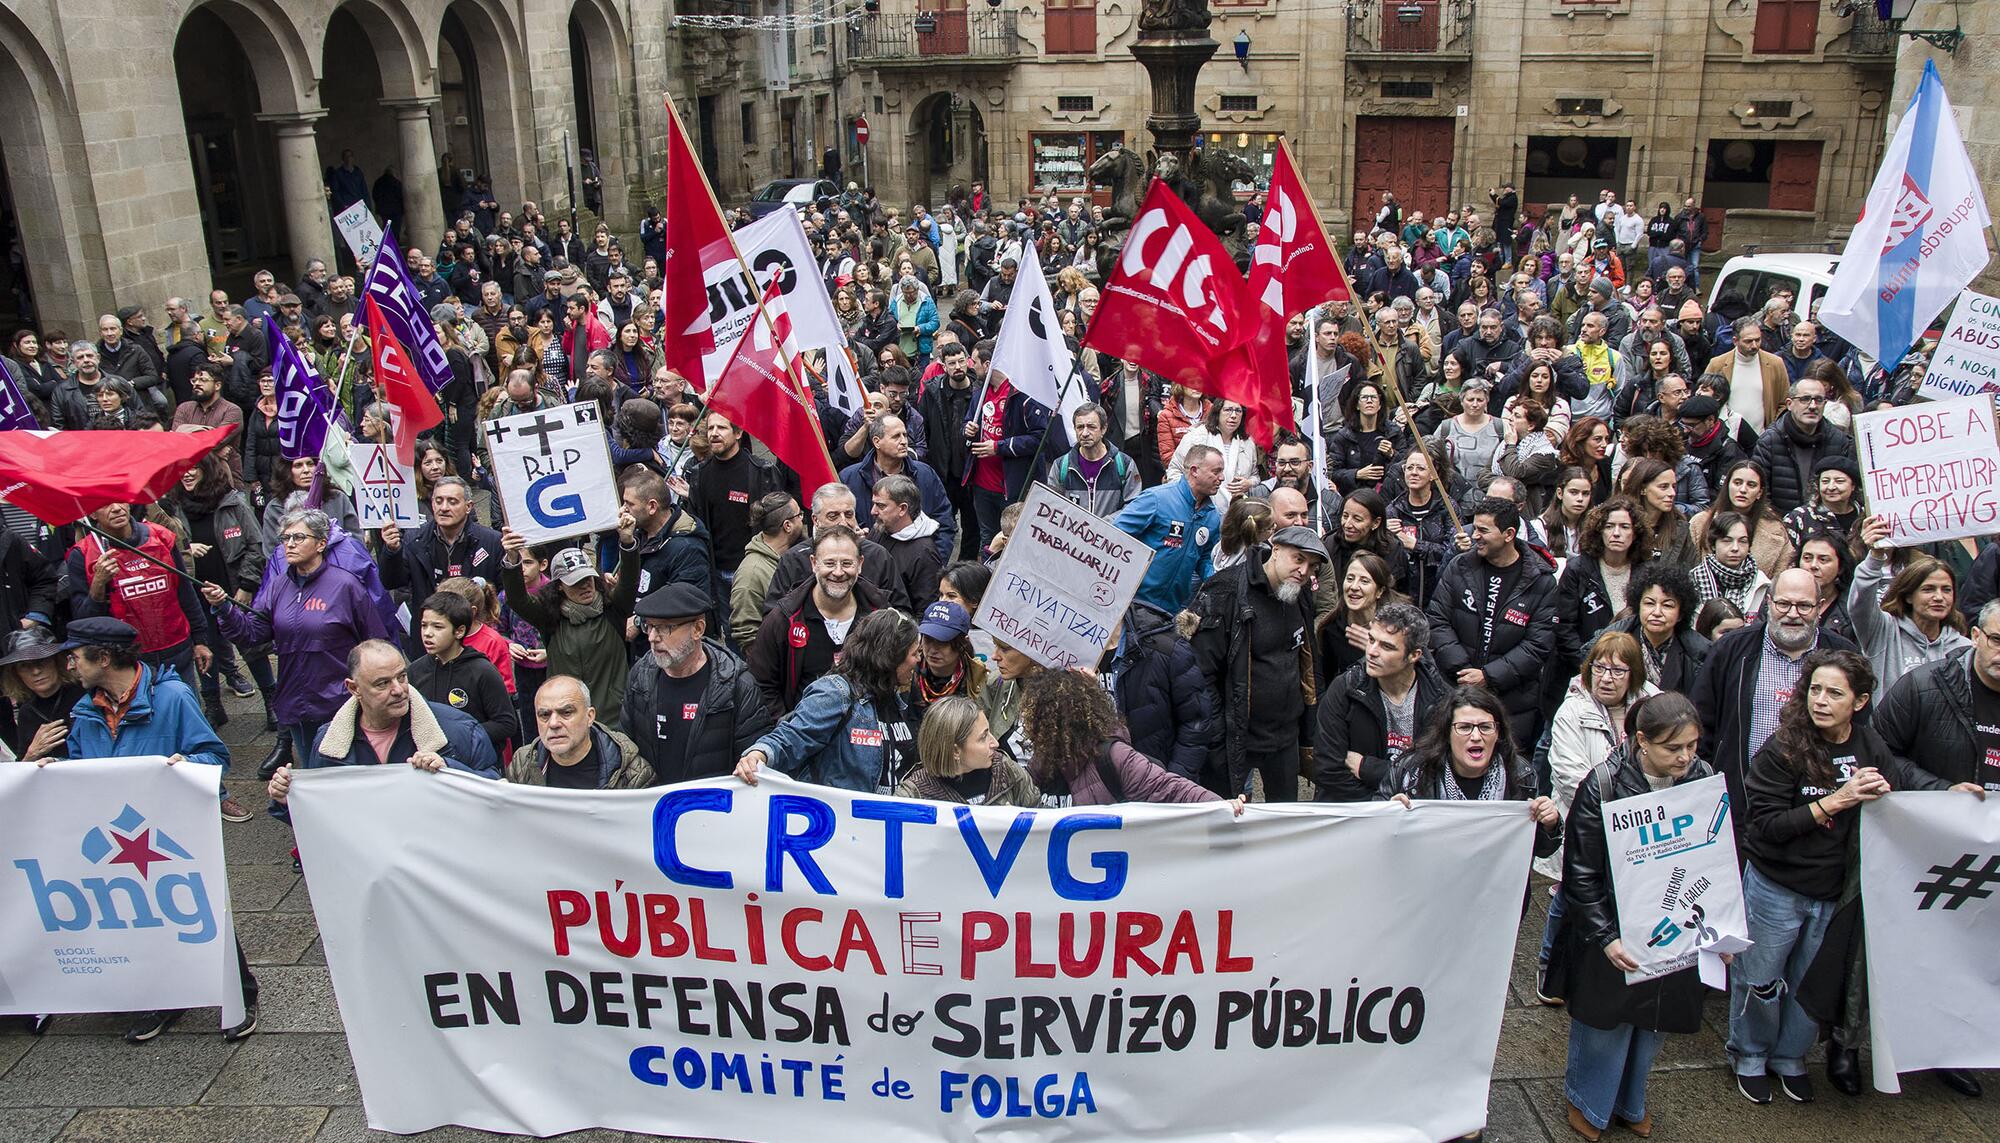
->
xmin=350 ymin=442 xmax=422 ymax=529
xmin=1602 ymin=773 xmax=1749 ymax=983
xmin=483 ymin=401 xmax=619 ymax=544
xmin=0 ymin=757 xmax=245 ymax=1028
xmin=1921 ymin=290 xmax=2000 ymax=401
xmin=1853 ymin=393 xmax=2000 ymax=546
xmin=971 ymin=483 xmax=1150 ymax=670
xmin=290 ymin=767 xmax=1534 ymax=1141
xmin=334 ymin=201 xmax=386 ymax=270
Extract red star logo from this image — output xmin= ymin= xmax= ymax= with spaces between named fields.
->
xmin=107 ymin=828 xmax=168 ymax=879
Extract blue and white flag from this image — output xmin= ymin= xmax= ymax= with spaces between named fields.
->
xmin=359 ymin=228 xmax=455 ymax=397
xmin=269 ymin=316 xmax=336 ymax=462
xmin=1820 ymin=60 xmax=1992 ymax=372
xmin=0 ymin=358 xmax=41 ymax=430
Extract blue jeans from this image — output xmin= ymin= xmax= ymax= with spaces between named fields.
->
xmin=1566 ymin=1019 xmax=1664 ymax=1130
xmin=1727 ymin=863 xmax=1835 ymax=1077
xmin=1540 ymin=884 xmax=1568 ymax=967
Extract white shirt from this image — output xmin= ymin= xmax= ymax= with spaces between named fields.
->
xmin=1730 ymin=350 xmax=1768 ymax=433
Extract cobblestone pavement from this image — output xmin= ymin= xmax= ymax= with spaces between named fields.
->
xmin=4 ymin=694 xmax=1997 ymax=1142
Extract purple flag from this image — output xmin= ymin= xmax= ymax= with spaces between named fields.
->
xmin=269 ymin=316 xmax=335 ymax=461
xmin=0 ymin=358 xmax=41 ymax=430
xmin=359 ymin=227 xmax=454 ymax=397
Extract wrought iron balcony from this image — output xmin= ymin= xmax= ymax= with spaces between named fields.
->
xmin=1841 ymin=2 xmax=1898 ymax=57
xmin=847 ymin=10 xmax=1024 ymax=65
xmin=1345 ymin=0 xmax=1473 ymax=60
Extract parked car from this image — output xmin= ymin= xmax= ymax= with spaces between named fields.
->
xmin=745 ymin=178 xmax=840 ymax=219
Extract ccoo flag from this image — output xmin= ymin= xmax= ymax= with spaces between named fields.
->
xmin=988 ymin=240 xmax=1075 ymax=412
xmin=268 ymin=316 xmax=337 ymax=462
xmin=359 ymin=228 xmax=456 ymax=397
xmin=1819 ymin=59 xmax=1992 ymax=372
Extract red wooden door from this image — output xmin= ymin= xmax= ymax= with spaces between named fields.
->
xmin=919 ymin=0 xmax=969 ymax=55
xmin=1379 ymin=0 xmax=1440 ymax=51
xmin=1352 ymin=117 xmax=1455 ymax=232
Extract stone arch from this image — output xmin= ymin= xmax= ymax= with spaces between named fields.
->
xmin=0 ymin=9 xmax=104 ymax=333
xmin=323 ymin=0 xmax=434 ymax=102
xmin=440 ymin=0 xmax=533 ymax=212
xmin=176 ymin=0 xmax=318 ymax=115
xmin=568 ymin=0 xmax=635 ymax=227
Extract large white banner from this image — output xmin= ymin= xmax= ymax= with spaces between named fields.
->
xmin=1602 ymin=774 xmax=1747 ymax=982
xmin=1862 ymin=792 xmax=2000 ymax=1093
xmin=482 ymin=401 xmax=619 ymax=544
xmin=349 ymin=443 xmax=422 ymax=529
xmin=290 ymin=768 xmax=1534 ymax=1141
xmin=1922 ymin=290 xmax=2000 ymax=401
xmin=0 ymin=757 xmax=244 ymax=1026
xmin=1853 ymin=394 xmax=2000 ymax=546
xmin=972 ymin=483 xmax=1151 ymax=671
xmin=700 ymin=207 xmax=846 ymax=390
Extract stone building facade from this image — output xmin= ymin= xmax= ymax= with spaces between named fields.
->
xmin=1890 ymin=0 xmax=1998 ymax=295
xmin=776 ymin=0 xmax=1908 ymax=259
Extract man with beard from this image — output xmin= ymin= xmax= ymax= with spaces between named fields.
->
xmin=762 ymin=483 xmax=898 ymax=612
xmin=747 ymin=527 xmax=884 ymax=718
xmin=1425 ymin=496 xmax=1559 ymax=754
xmin=621 ymin=585 xmax=772 ymax=784
xmin=1249 ymin=431 xmax=1338 ymax=534
xmin=1691 ymin=568 xmax=1860 ymax=825
xmin=1188 ymin=526 xmax=1326 ymax=800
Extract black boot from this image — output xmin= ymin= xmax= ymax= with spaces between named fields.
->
xmin=202 ymin=693 xmax=229 ymax=729
xmin=257 ymin=734 xmax=293 ymax=782
xmin=260 ymin=689 xmax=278 ymax=733
xmin=1827 ymin=1045 xmax=1862 ymax=1096
xmin=1935 ymin=1069 xmax=1984 ymax=1098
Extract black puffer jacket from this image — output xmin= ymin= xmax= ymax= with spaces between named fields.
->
xmin=1872 ymin=645 xmax=1985 ymax=786
xmin=1690 ymin=621 xmax=1861 ymax=812
xmin=1749 ymin=414 xmax=1853 ymax=516
xmin=1425 ymin=541 xmax=1559 ymax=718
xmin=1554 ymin=744 xmax=1715 ymax=1033
xmin=1311 ymin=659 xmax=1449 ymax=801
xmin=623 ymin=639 xmax=775 ymax=784
xmin=1188 ymin=556 xmax=1318 ymax=792
xmin=1554 ymin=554 xmax=1622 ymax=671
xmin=1327 ymin=421 xmax=1412 ymax=494
xmin=1386 ymin=493 xmax=1460 ymax=606
xmin=1099 ymin=602 xmax=1213 ymax=781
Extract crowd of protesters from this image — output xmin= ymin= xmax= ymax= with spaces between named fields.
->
xmin=1 ymin=168 xmax=1990 ymax=1141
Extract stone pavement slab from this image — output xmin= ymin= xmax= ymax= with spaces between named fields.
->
xmin=54 ymin=1105 xmax=327 ymax=1142
xmin=0 ymin=1107 xmax=75 ymax=1143
xmin=0 ymin=1034 xmax=237 ymax=1108
xmin=201 ymin=1034 xmax=360 ymax=1107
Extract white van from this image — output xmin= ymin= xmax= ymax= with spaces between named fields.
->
xmin=1705 ymin=251 xmax=1843 ymax=321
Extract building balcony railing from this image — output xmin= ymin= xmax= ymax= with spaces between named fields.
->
xmin=847 ymin=10 xmax=1024 ymax=65
xmin=1841 ymin=3 xmax=1898 ymax=57
xmin=1345 ymin=0 xmax=1473 ymax=60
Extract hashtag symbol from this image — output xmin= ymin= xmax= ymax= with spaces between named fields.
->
xmin=1912 ymin=853 xmax=2000 ymax=910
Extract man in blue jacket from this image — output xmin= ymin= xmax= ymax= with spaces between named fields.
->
xmin=61 ymin=616 xmax=259 ymax=1045
xmin=839 ymin=414 xmax=957 ymax=562
xmin=1115 ymin=445 xmax=1223 ymax=614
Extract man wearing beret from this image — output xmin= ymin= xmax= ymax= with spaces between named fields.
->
xmin=624 ymin=583 xmax=772 ymax=784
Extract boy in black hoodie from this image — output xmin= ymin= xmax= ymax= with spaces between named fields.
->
xmin=410 ymin=590 xmax=518 ymax=757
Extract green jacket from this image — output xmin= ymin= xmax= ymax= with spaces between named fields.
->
xmin=506 ymin=723 xmax=655 ymax=789
xmin=730 ymin=534 xmax=786 ymax=647
xmin=504 ymin=542 xmax=641 ymax=728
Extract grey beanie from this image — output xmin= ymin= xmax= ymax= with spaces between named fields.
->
xmin=1589 ymin=275 xmax=1615 ymax=299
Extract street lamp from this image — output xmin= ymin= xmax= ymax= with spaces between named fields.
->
xmin=1878 ymin=0 xmax=1965 ymax=52
xmin=1233 ymin=30 xmax=1250 ymax=69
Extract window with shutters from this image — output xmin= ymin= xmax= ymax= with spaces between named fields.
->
xmin=1702 ymin=138 xmax=1821 ymax=212
xmin=1752 ymin=0 xmax=1819 ymax=53
xmin=1044 ymin=0 xmax=1097 ymax=54
xmin=1767 ymin=141 xmax=1822 ymax=212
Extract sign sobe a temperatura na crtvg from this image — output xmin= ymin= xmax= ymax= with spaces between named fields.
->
xmin=483 ymin=401 xmax=620 ymax=544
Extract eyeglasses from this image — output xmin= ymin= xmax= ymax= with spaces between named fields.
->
xmin=1451 ymin=721 xmax=1499 ymax=738
xmin=1791 ymin=395 xmax=1827 ymax=406
xmin=1769 ymin=599 xmax=1817 ymax=614
xmin=279 ymin=532 xmax=318 ymax=546
xmin=1593 ymin=663 xmax=1632 ymax=678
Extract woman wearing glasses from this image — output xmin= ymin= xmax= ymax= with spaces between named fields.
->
xmin=1381 ymin=685 xmax=1563 ymax=857
xmin=200 ymin=508 xmax=396 ymax=762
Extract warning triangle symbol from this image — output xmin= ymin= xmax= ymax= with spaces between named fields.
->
xmin=360 ymin=448 xmax=404 ymax=485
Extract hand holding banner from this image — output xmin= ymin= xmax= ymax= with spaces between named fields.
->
xmin=350 ymin=442 xmax=423 ymax=529
xmin=1602 ymin=774 xmax=1748 ymax=983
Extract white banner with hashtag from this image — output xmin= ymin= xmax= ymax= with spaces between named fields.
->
xmin=1860 ymin=792 xmax=2000 ymax=1092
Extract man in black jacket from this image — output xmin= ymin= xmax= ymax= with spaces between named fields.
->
xmin=918 ymin=345 xmax=979 ymax=553
xmin=747 ymin=527 xmax=884 ymax=719
xmin=1189 ymin=527 xmax=1325 ymax=800
xmin=624 ymin=584 xmax=773 ymax=784
xmin=1313 ymin=603 xmax=1448 ymax=801
xmin=1424 ymin=497 xmax=1559 ymax=755
xmin=1750 ymin=375 xmax=1853 ymax=515
xmin=620 ymin=467 xmax=716 ymax=647
xmin=870 ymin=474 xmax=944 ymax=612
xmin=687 ymin=412 xmax=786 ymax=579
xmin=376 ymin=477 xmax=505 ymax=642
xmin=1098 ymin=602 xmax=1212 ymax=781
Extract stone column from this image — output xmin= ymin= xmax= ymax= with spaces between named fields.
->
xmin=383 ymin=98 xmax=447 ymax=257
xmin=256 ymin=112 xmax=337 ymax=280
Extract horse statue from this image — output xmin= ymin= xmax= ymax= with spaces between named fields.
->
xmin=1087 ymin=144 xmax=1148 ymax=229
xmin=1187 ymin=148 xmax=1254 ymax=249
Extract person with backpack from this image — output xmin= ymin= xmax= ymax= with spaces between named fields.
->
xmin=1047 ymin=403 xmax=1141 ymax=518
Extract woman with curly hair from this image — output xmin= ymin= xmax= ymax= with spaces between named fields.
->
xmin=1019 ymin=667 xmax=1231 ymax=807
xmin=1554 ymin=496 xmax=1652 ymax=691
xmin=1380 ymin=684 xmax=1563 ymax=852
xmin=900 ymin=694 xmax=1039 ymax=807
xmin=736 ymin=608 xmax=923 ymax=794
xmin=1607 ymin=560 xmax=1710 ymax=692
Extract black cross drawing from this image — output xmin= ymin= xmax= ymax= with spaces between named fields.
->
xmin=513 ymin=412 xmax=567 ymax=456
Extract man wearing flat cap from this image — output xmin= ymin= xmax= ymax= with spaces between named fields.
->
xmin=624 ymin=582 xmax=772 ymax=784
xmin=1188 ymin=525 xmax=1326 ymax=800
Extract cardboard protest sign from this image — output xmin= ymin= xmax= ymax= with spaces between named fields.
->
xmin=482 ymin=401 xmax=619 ymax=544
xmin=350 ymin=443 xmax=422 ymax=529
xmin=1853 ymin=393 xmax=2000 ymax=546
xmin=334 ymin=202 xmax=385 ymax=270
xmin=1603 ymin=774 xmax=1748 ymax=983
xmin=291 ymin=768 xmax=1533 ymax=1141
xmin=972 ymin=483 xmax=1151 ymax=670
xmin=1921 ymin=290 xmax=2000 ymax=401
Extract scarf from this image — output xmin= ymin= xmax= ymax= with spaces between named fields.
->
xmin=1436 ymin=759 xmax=1506 ymax=801
xmin=560 ymin=596 xmax=605 ymax=625
xmin=1691 ymin=554 xmax=1758 ymax=607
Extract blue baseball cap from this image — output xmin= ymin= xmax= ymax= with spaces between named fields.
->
xmin=918 ymin=601 xmax=971 ymax=641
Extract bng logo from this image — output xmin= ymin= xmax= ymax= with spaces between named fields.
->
xmin=14 ymin=803 xmax=217 ymax=944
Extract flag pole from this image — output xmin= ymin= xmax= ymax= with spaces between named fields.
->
xmin=81 ymin=520 xmax=204 ymax=590
xmin=1327 ymin=245 xmax=1463 ymax=534
xmin=662 ymin=95 xmax=840 ymax=479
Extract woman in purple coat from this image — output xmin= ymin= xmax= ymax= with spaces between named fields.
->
xmin=1020 ymin=668 xmax=1244 ymax=811
xmin=201 ymin=507 xmax=394 ymax=769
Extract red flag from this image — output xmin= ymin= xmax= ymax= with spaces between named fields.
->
xmin=705 ymin=279 xmax=840 ymax=495
xmin=1252 ymin=141 xmax=1347 ymax=315
xmin=1083 ymin=180 xmax=1254 ymax=394
xmin=0 ymin=427 xmax=236 ymax=526
xmin=662 ymin=97 xmax=742 ymax=387
xmin=366 ymin=296 xmax=441 ymax=465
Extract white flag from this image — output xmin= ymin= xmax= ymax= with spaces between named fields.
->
xmin=989 ymin=242 xmax=1074 ymax=412
xmin=825 ymin=345 xmax=869 ymax=416
xmin=1819 ymin=60 xmax=1992 ymax=371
